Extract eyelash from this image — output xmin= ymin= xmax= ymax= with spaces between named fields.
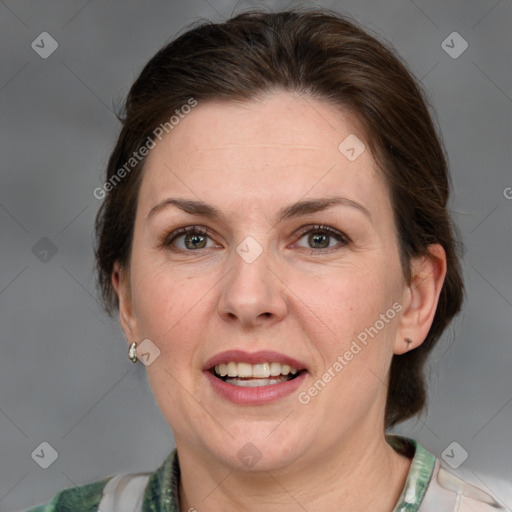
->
xmin=294 ymin=224 xmax=350 ymax=252
xmin=158 ymin=224 xmax=350 ymax=254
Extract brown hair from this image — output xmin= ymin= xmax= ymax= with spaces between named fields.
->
xmin=94 ymin=7 xmax=464 ymax=428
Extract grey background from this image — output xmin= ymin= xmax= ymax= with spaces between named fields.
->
xmin=1 ymin=0 xmax=511 ymax=510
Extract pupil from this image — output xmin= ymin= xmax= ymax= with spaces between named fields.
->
xmin=185 ymin=234 xmax=206 ymax=249
xmin=310 ymin=233 xmax=328 ymax=248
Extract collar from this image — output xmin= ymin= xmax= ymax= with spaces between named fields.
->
xmin=387 ymin=435 xmax=436 ymax=511
xmin=142 ymin=435 xmax=436 ymax=512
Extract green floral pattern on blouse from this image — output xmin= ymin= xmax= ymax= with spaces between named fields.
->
xmin=388 ymin=436 xmax=436 ymax=511
xmin=24 ymin=477 xmax=111 ymax=512
xmin=25 ymin=436 xmax=435 ymax=512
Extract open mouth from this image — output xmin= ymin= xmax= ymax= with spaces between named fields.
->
xmin=210 ymin=362 xmax=305 ymax=387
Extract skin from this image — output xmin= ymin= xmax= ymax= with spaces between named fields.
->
xmin=112 ymin=90 xmax=446 ymax=511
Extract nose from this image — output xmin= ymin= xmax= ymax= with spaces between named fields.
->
xmin=217 ymin=243 xmax=288 ymax=329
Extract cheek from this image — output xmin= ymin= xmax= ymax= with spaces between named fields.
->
xmin=295 ymin=259 xmax=401 ymax=375
xmin=297 ymin=260 xmax=398 ymax=332
xmin=301 ymin=270 xmax=399 ymax=418
xmin=129 ymin=259 xmax=230 ymax=402
xmin=132 ymin=269 xmax=206 ymax=415
xmin=131 ymin=244 xmax=197 ymax=321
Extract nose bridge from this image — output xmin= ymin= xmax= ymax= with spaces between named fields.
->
xmin=217 ymin=234 xmax=287 ymax=325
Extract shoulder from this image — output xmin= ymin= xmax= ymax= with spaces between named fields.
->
xmin=23 ymin=455 xmax=167 ymax=512
xmin=387 ymin=436 xmax=509 ymax=512
xmin=24 ymin=472 xmax=153 ymax=512
xmin=24 ymin=476 xmax=112 ymax=512
xmin=420 ymin=459 xmax=509 ymax=511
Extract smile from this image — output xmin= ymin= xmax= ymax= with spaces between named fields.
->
xmin=212 ymin=362 xmax=302 ymax=387
xmin=204 ymin=350 xmax=308 ymax=404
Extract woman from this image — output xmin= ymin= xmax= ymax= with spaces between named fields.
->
xmin=24 ymin=8 xmax=506 ymax=512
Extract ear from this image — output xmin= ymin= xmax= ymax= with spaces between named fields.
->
xmin=112 ymin=261 xmax=138 ymax=345
xmin=394 ymin=244 xmax=447 ymax=355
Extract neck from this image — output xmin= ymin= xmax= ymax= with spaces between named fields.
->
xmin=176 ymin=432 xmax=412 ymax=512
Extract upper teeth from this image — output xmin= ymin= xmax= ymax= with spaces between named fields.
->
xmin=214 ymin=362 xmax=299 ymax=378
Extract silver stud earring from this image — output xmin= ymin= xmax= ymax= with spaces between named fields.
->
xmin=404 ymin=338 xmax=413 ymax=349
xmin=128 ymin=342 xmax=138 ymax=363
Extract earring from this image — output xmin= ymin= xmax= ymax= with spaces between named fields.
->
xmin=404 ymin=338 xmax=413 ymax=349
xmin=128 ymin=342 xmax=138 ymax=363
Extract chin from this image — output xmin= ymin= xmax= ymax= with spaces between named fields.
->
xmin=204 ymin=427 xmax=309 ymax=473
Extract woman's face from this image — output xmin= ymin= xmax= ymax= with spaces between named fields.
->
xmin=116 ymin=90 xmax=414 ymax=470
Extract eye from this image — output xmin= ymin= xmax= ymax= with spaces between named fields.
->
xmin=159 ymin=224 xmax=349 ymax=253
xmin=160 ymin=226 xmax=217 ymax=251
xmin=294 ymin=224 xmax=349 ymax=252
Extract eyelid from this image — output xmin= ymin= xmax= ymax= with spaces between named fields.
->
xmin=159 ymin=223 xmax=350 ymax=252
xmin=292 ymin=224 xmax=350 ymax=250
xmin=158 ymin=225 xmax=214 ymax=248
xmin=294 ymin=223 xmax=349 ymax=241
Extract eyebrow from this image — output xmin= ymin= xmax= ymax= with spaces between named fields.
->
xmin=147 ymin=196 xmax=371 ymax=223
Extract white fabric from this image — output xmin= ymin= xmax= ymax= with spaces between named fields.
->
xmin=419 ymin=460 xmax=509 ymax=511
xmin=97 ymin=472 xmax=151 ymax=512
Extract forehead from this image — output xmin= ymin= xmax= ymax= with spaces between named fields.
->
xmin=139 ymin=91 xmax=387 ymax=216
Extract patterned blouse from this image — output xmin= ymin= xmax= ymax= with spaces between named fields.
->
xmin=22 ymin=436 xmax=505 ymax=512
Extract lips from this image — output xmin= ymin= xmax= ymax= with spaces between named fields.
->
xmin=204 ymin=368 xmax=307 ymax=405
xmin=203 ymin=349 xmax=308 ymax=405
